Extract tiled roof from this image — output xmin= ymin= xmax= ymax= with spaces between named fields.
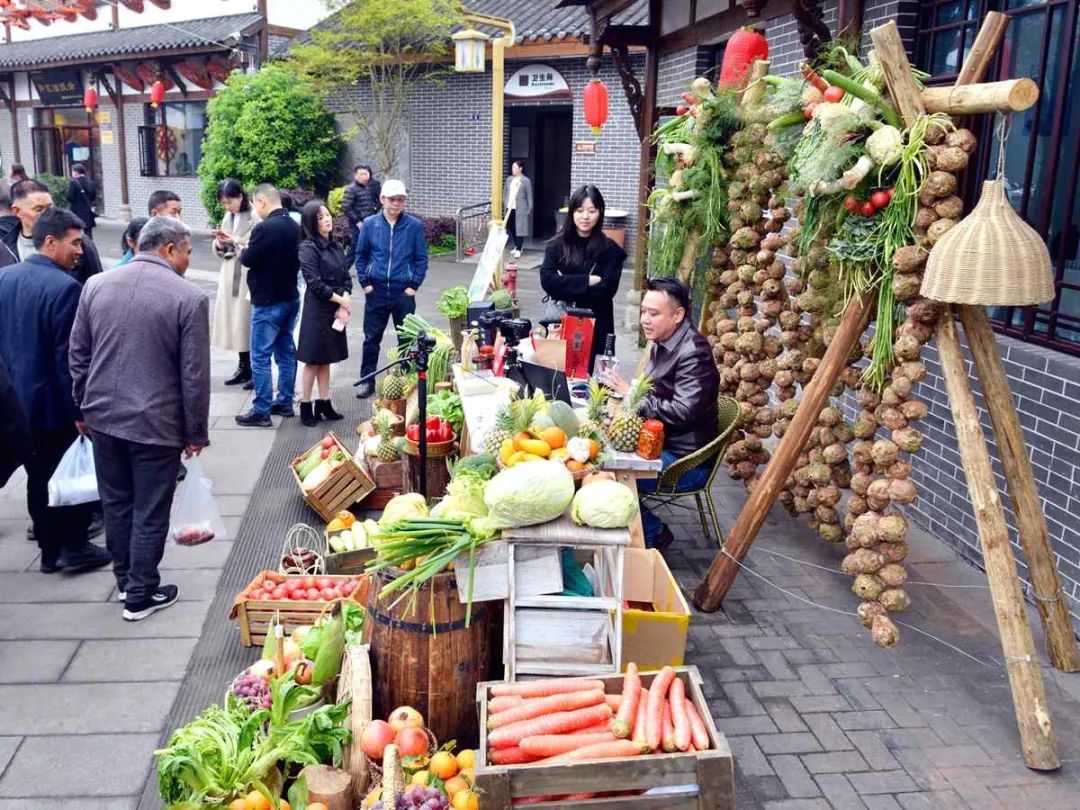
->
xmin=0 ymin=12 xmax=263 ymax=69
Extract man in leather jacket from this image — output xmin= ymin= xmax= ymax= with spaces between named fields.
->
xmin=602 ymin=278 xmax=719 ymax=549
xmin=0 ymin=179 xmax=103 ymax=283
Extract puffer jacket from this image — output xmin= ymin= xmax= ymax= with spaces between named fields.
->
xmin=354 ymin=211 xmax=428 ymax=294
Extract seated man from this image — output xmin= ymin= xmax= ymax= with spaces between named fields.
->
xmin=602 ymin=278 xmax=719 ymax=549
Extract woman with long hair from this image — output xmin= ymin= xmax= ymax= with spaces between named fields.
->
xmin=113 ymin=216 xmax=148 ymax=268
xmin=539 ymin=184 xmax=626 ymax=372
xmin=212 ymin=179 xmax=257 ymax=387
xmin=296 ymin=198 xmax=351 ymax=426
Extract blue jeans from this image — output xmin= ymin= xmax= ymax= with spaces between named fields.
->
xmin=637 ymin=450 xmax=713 ymax=547
xmin=250 ymin=299 xmax=299 ymax=416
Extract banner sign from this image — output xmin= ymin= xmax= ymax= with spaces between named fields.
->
xmin=33 ymin=69 xmax=84 ymax=107
xmin=505 ymin=64 xmax=571 ymax=101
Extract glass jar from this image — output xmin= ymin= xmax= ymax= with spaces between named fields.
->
xmin=636 ymin=419 xmax=665 ymax=460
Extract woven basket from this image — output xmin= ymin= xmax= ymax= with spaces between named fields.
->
xmin=921 ymin=179 xmax=1054 ymax=306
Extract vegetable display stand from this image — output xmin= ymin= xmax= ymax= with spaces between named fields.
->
xmin=324 ymin=547 xmax=377 ymax=576
xmin=474 ymin=666 xmax=735 ymax=809
xmin=366 ymin=567 xmax=491 ymax=746
xmin=338 ymin=644 xmax=374 ymax=805
xmin=402 ymin=440 xmax=454 ymax=500
xmin=502 ymin=513 xmax=628 ymax=679
xmin=291 ymin=432 xmax=375 ymax=522
xmin=229 ymin=571 xmax=370 ymax=646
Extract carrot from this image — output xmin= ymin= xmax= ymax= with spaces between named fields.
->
xmin=611 ymin=662 xmax=641 ymax=739
xmin=644 ymin=666 xmax=676 ymax=750
xmin=685 ymin=699 xmax=711 ymax=751
xmin=520 ymin=732 xmax=615 ymax=758
xmin=631 ymin=688 xmax=648 ymax=746
xmin=488 ymin=703 xmax=613 ymax=749
xmin=669 ymin=677 xmax=691 ymax=751
xmin=489 ymin=745 xmax=541 ymax=765
xmin=488 ymin=695 xmax=524 ymax=714
xmin=661 ymin=699 xmax=677 ymax=752
xmin=573 ymin=722 xmax=613 ymax=734
xmin=605 ymin=693 xmax=623 ymax=711
xmin=488 ymin=689 xmax=605 ymax=730
xmin=540 ymin=739 xmax=647 ymax=764
xmin=490 ymin=679 xmax=604 ymax=698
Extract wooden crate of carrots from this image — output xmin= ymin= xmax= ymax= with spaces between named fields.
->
xmin=473 ymin=664 xmax=735 ymax=809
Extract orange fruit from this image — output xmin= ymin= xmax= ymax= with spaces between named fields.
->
xmin=227 ymin=800 xmax=249 ymax=810
xmin=444 ymin=775 xmax=469 ymax=797
xmin=459 ymin=766 xmax=476 ymax=784
xmin=279 ymin=802 xmax=291 ymax=810
xmin=566 ymin=459 xmax=586 ymax=473
xmin=430 ymin=750 xmax=459 ymax=780
xmin=587 ymin=439 xmax=600 ymax=460
xmin=451 ymin=790 xmax=480 ymax=810
xmin=513 ymin=431 xmax=532 ymax=452
xmin=538 ymin=427 xmax=567 ymax=449
xmin=245 ymin=792 xmax=271 ymax=810
xmin=455 ymin=748 xmax=476 ymax=770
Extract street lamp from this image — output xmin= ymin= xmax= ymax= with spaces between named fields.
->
xmin=452 ymin=29 xmax=489 ymax=73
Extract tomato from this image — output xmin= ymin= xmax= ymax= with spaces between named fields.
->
xmin=320 ymin=448 xmax=331 ymax=459
xmin=303 ymin=576 xmax=317 ymax=590
xmin=316 ymin=576 xmax=333 ymax=590
xmin=885 ymin=187 xmax=895 ymax=201
xmin=676 ymin=104 xmax=688 ymax=116
xmin=272 ymin=586 xmax=287 ymax=600
xmin=860 ymin=201 xmax=876 ymax=217
xmin=843 ymin=196 xmax=859 ymax=212
xmin=307 ymin=587 xmax=321 ymax=601
xmin=823 ymin=85 xmax=845 ymax=103
xmin=319 ymin=587 xmax=336 ymax=600
xmin=870 ymin=190 xmax=891 ymax=209
xmin=804 ymin=102 xmax=818 ymax=119
xmin=320 ymin=435 xmax=335 ymax=449
xmin=342 ymin=580 xmax=356 ymax=595
xmin=407 ymin=424 xmax=420 ymax=442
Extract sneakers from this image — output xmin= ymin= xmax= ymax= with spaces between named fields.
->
xmin=356 ymin=380 xmax=375 ymax=399
xmin=116 ymin=591 xmax=126 ymax=602
xmin=235 ymin=409 xmax=272 ymax=427
xmin=41 ymin=542 xmax=112 ymax=574
xmin=511 ymin=249 xmax=522 ymax=258
xmin=270 ymin=402 xmax=295 ymax=417
xmin=88 ymin=510 xmax=105 ymax=539
xmin=122 ymin=584 xmax=179 ymax=622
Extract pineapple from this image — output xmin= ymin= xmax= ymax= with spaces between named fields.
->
xmin=380 ymin=371 xmax=406 ymax=401
xmin=607 ymin=376 xmax=653 ymax=452
xmin=374 ymin=410 xmax=399 ymax=462
xmin=483 ymin=395 xmax=542 ymax=456
xmin=577 ymin=379 xmax=610 ymax=441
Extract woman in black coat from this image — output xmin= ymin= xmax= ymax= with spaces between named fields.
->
xmin=539 ymin=185 xmax=627 ymax=373
xmin=297 ymin=199 xmax=352 ymax=426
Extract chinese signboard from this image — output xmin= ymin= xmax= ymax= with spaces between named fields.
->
xmin=32 ymin=69 xmax=84 ymax=107
xmin=504 ymin=64 xmax=571 ymax=102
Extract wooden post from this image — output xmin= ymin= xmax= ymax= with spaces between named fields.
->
xmin=958 ymin=307 xmax=1080 ymax=671
xmin=693 ymin=292 xmax=875 ymax=611
xmin=937 ymin=315 xmax=1059 ymax=769
xmin=920 ymin=78 xmax=1039 ymax=114
xmin=872 ymin=17 xmax=1058 ymax=770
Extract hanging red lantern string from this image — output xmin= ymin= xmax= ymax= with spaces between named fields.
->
xmin=583 ymin=78 xmax=609 ymax=137
xmin=83 ymin=86 xmax=98 ymax=115
xmin=149 ymin=79 xmax=165 ymax=108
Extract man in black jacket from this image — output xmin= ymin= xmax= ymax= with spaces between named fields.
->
xmin=67 ymin=163 xmax=97 ymax=239
xmin=235 ymin=184 xmax=301 ymax=427
xmin=0 ymin=354 xmax=29 ymax=488
xmin=0 ymin=179 xmax=103 ymax=283
xmin=342 ymin=165 xmax=380 ymax=270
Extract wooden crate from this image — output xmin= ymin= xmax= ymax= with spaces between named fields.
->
xmin=474 ymin=666 xmax=734 ymax=809
xmin=229 ymin=571 xmax=370 ymax=647
xmin=367 ymin=458 xmax=404 ymax=490
xmin=325 ymin=547 xmax=377 ymax=576
xmin=291 ymin=432 xmax=375 ymax=522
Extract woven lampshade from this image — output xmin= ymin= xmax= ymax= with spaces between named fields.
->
xmin=921 ymin=179 xmax=1054 ymax=306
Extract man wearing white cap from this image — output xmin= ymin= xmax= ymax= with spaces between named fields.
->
xmin=353 ymin=178 xmax=429 ymax=397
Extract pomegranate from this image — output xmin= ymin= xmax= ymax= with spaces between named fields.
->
xmin=388 ymin=705 xmax=425 ymax=733
xmin=395 ymin=726 xmax=429 ymax=757
xmin=360 ymin=719 xmax=395 ymax=760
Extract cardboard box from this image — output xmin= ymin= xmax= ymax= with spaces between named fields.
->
xmin=618 ymin=547 xmax=691 ymax=669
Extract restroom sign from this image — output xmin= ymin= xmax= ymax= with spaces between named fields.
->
xmin=505 ymin=64 xmax=571 ymax=101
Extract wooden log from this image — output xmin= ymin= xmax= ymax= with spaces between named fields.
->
xmin=958 ymin=307 xmax=1080 ymax=671
xmin=956 ymin=11 xmax=1010 ymax=85
xmin=693 ymin=292 xmax=875 ymax=611
xmin=921 ymin=78 xmax=1039 ymax=114
xmin=299 ymin=764 xmax=353 ymax=810
xmin=870 ymin=23 xmax=927 ymax=126
xmin=936 ymin=314 xmax=1059 ymax=770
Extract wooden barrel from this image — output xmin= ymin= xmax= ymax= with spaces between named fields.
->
xmin=366 ymin=568 xmax=490 ymax=746
xmin=402 ymin=440 xmax=454 ymax=500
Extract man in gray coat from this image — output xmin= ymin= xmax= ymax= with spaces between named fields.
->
xmin=70 ymin=217 xmax=210 ymax=621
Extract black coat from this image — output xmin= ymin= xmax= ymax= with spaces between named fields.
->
xmin=67 ymin=176 xmax=97 ymax=229
xmin=539 ymin=235 xmax=627 ymax=370
xmin=343 ymin=179 xmax=381 ymax=227
xmin=0 ymin=353 xmax=29 ymax=487
xmin=0 ymin=214 xmax=103 ymax=284
xmin=297 ymin=237 xmax=351 ymax=365
xmin=240 ymin=208 xmax=300 ymax=306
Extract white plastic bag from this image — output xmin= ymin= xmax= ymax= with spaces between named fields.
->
xmin=47 ymin=435 xmax=99 ymax=506
xmin=169 ymin=457 xmax=228 ymax=546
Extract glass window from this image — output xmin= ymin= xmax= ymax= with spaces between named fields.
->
xmin=138 ymin=101 xmax=205 ymax=177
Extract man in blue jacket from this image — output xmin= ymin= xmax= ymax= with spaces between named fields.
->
xmin=354 ymin=178 xmax=429 ymax=398
xmin=0 ymin=209 xmax=110 ymax=573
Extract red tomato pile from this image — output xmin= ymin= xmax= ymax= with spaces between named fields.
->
xmin=406 ymin=416 xmax=454 ymax=444
xmin=844 ymin=187 xmax=894 ymax=217
xmin=241 ymin=571 xmax=362 ymax=603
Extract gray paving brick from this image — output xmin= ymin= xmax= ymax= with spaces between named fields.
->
xmin=62 ymin=638 xmax=198 ymax=683
xmin=875 ymin=694 xmax=927 ymax=728
xmin=0 ymin=734 xmax=157 ymax=797
xmin=728 ymin=735 xmax=775 ymax=777
xmin=753 ymin=680 xmax=812 ymax=698
xmin=756 ymin=732 xmax=824 ymax=755
xmin=0 ymin=642 xmax=77 ymax=684
xmin=847 ymin=731 xmax=901 ymax=771
xmin=815 ymin=774 xmax=868 ymax=809
xmin=769 ymin=754 xmax=822 ymax=798
xmin=801 ymin=750 xmax=869 ymax=774
xmin=0 ymin=738 xmax=19 ymax=778
xmin=0 ymin=683 xmax=179 ymax=735
xmin=0 ymin=602 xmax=208 ymax=640
xmin=723 ymin=681 xmax=768 ymax=715
xmin=877 ymin=728 xmax=945 ymax=750
xmin=791 ymin=694 xmax=852 ymax=713
xmin=0 ymin=571 xmax=115 ymax=603
xmin=834 ymin=711 xmax=898 ymax=731
xmin=834 ymin=680 xmax=882 ymax=711
xmin=848 ymin=771 xmax=921 ymax=795
xmin=722 ymin=637 xmax=760 ymax=666
xmin=796 ymin=664 xmax=839 ymax=695
xmin=749 ymin=637 xmax=800 ymax=651
xmin=762 ymin=801 xmax=831 ymax=809
xmin=803 ymin=712 xmax=854 ymax=752
xmin=759 ymin=650 xmax=798 ymax=680
xmin=862 ymin=798 xmax=903 ymax=810
xmin=748 ymin=774 xmax=790 ymax=802
xmin=764 ymin=698 xmax=809 ymax=733
xmin=718 ymin=715 xmax=779 ymax=736
xmin=895 ymin=790 xmax=970 ymax=809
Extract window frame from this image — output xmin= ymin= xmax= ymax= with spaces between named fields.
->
xmin=138 ymin=100 xmax=205 ymax=179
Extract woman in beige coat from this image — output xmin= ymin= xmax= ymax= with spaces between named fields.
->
xmin=212 ymin=179 xmax=257 ymax=387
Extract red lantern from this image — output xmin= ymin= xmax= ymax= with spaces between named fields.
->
xmin=149 ymin=79 xmax=165 ymax=108
xmin=583 ymin=79 xmax=608 ymax=137
xmin=83 ymin=86 xmax=98 ymax=114
xmin=718 ymin=27 xmax=769 ymax=88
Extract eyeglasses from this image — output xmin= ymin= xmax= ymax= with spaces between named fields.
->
xmin=386 ymin=196 xmax=407 ymax=203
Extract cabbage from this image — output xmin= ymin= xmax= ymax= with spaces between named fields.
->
xmin=379 ymin=492 xmax=429 ymax=527
xmin=430 ymin=475 xmax=488 ymax=521
xmin=483 ymin=461 xmax=575 ymax=528
xmin=571 ymin=481 xmax=640 ymax=529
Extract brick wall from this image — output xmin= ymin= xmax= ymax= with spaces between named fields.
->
xmin=657 ymin=47 xmax=714 ymax=108
xmin=765 ymin=0 xmax=839 ymax=78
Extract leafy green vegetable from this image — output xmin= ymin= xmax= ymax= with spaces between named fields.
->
xmin=312 ymin=612 xmax=345 ymax=686
xmin=436 ymin=285 xmax=469 ymax=319
xmin=269 ymin=672 xmax=322 ymax=728
xmin=427 ymin=390 xmax=464 ymax=434
xmin=450 ymin=453 xmax=498 ymax=483
xmin=341 ymin=602 xmax=366 ymax=647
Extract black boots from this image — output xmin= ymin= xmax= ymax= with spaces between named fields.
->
xmin=300 ymin=401 xmax=319 ymax=427
xmin=225 ymin=352 xmax=252 ymax=386
xmin=315 ymin=399 xmax=344 ymax=421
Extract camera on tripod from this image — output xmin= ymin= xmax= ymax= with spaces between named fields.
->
xmin=476 ymin=310 xmax=532 ymax=348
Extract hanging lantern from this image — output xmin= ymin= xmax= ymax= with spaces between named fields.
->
xmin=451 ymin=28 xmax=489 ymax=73
xmin=921 ymin=178 xmax=1054 ymax=306
xmin=149 ymin=79 xmax=165 ymax=108
xmin=583 ymin=79 xmax=608 ymax=137
xmin=719 ymin=27 xmax=769 ymax=88
xmin=83 ymin=86 xmax=98 ymax=114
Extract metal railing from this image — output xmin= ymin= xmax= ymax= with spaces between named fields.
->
xmin=455 ymin=200 xmax=491 ymax=262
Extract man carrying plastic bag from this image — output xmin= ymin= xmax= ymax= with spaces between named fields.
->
xmin=47 ymin=434 xmax=99 ymax=506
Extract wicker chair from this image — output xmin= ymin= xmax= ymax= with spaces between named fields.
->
xmin=639 ymin=397 xmax=741 ymax=548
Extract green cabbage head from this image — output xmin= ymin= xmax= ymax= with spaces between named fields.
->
xmin=484 ymin=461 xmax=576 ymax=528
xmin=571 ymin=480 xmax=640 ymax=529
